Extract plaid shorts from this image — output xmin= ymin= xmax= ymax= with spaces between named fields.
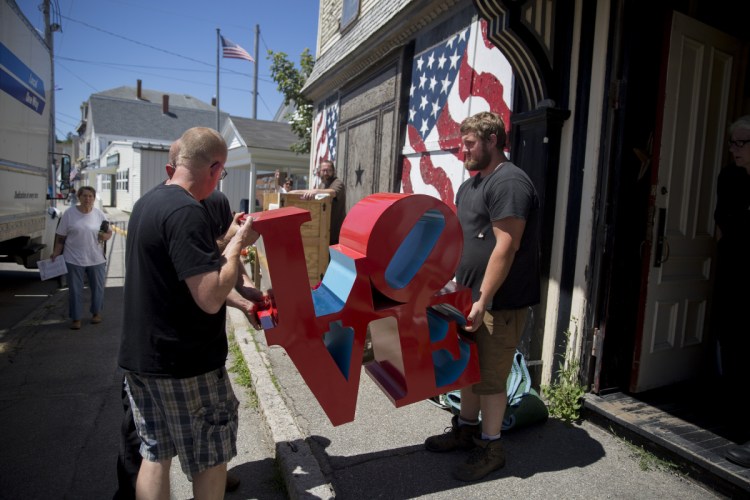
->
xmin=472 ymin=308 xmax=528 ymax=395
xmin=124 ymin=367 xmax=239 ymax=476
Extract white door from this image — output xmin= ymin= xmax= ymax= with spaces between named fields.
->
xmin=632 ymin=12 xmax=741 ymax=392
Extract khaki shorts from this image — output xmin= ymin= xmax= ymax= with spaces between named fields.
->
xmin=472 ymin=308 xmax=528 ymax=395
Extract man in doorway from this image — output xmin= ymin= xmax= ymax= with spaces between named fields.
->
xmin=289 ymin=159 xmax=346 ymax=244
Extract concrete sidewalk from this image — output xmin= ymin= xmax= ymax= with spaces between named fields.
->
xmin=102 ymin=206 xmax=736 ymax=498
xmin=229 ymin=309 xmax=720 ymax=499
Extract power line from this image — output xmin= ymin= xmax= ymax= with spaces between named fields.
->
xmin=57 ymin=56 xmax=273 ymax=93
xmin=61 ymin=14 xmax=216 ymax=69
xmin=56 ymin=55 xmax=281 ymax=82
xmin=57 ymin=61 xmax=99 ymax=92
xmin=57 ymin=110 xmax=80 ymax=121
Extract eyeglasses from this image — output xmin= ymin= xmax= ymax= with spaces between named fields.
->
xmin=210 ymin=161 xmax=228 ymax=180
xmin=728 ymin=139 xmax=750 ymax=148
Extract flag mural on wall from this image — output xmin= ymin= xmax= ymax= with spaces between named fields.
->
xmin=314 ymin=97 xmax=340 ymax=164
xmin=400 ymin=18 xmax=513 ymax=210
xmin=312 ymin=97 xmax=339 ymax=188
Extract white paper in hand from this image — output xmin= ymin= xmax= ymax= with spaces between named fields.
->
xmin=38 ymin=256 xmax=67 ymax=280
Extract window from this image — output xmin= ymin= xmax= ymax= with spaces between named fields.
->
xmin=116 ymin=169 xmax=129 ymax=192
xmin=106 ymin=153 xmax=120 ymax=168
xmin=340 ymin=0 xmax=359 ymax=31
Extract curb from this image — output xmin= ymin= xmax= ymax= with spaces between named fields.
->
xmin=227 ymin=308 xmax=336 ymax=499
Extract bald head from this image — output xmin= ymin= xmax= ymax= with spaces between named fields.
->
xmin=169 ymin=138 xmax=181 ymax=167
xmin=167 ymin=127 xmax=227 ymax=200
xmin=166 ymin=139 xmax=181 ymax=179
xmin=176 ymin=127 xmax=227 ymax=169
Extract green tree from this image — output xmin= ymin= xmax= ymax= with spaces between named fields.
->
xmin=267 ymin=48 xmax=314 ymax=154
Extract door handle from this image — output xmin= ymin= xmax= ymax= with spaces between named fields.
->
xmin=654 ymin=208 xmax=667 ymax=267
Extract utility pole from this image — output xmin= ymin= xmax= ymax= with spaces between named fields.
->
xmin=248 ymin=24 xmax=260 ymax=213
xmin=253 ymin=24 xmax=259 ymax=119
xmin=216 ymin=28 xmax=221 ymax=132
xmin=42 ymin=0 xmax=59 ymax=199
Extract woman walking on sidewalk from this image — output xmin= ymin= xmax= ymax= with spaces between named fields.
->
xmin=50 ymin=186 xmax=112 ymax=330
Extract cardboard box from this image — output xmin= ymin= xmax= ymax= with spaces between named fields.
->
xmin=262 ymin=193 xmax=331 ymax=286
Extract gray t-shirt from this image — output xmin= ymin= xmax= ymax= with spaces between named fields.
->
xmin=324 ymin=176 xmax=346 ymax=245
xmin=455 ymin=162 xmax=540 ymax=310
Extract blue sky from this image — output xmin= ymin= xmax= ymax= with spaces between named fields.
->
xmin=16 ymin=0 xmax=320 ymax=139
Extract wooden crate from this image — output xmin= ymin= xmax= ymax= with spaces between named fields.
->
xmin=262 ymin=192 xmax=331 ymax=286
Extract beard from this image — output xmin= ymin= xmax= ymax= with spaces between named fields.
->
xmin=464 ymin=160 xmax=484 ymax=171
xmin=464 ymin=146 xmax=492 ymax=171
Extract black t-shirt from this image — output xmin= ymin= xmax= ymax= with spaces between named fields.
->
xmin=324 ymin=176 xmax=346 ymax=245
xmin=455 ymin=162 xmax=541 ymax=310
xmin=715 ymin=165 xmax=750 ymax=257
xmin=119 ymin=184 xmax=226 ymax=377
xmin=202 ymin=189 xmax=233 ymax=241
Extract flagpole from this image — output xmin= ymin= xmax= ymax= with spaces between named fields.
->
xmin=216 ymin=28 xmax=220 ymax=132
xmin=253 ymin=24 xmax=259 ymax=119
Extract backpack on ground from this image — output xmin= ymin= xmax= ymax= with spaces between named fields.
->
xmin=428 ymin=349 xmax=549 ymax=431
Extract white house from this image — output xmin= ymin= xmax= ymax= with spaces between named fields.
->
xmin=75 ymin=81 xmax=307 ymax=212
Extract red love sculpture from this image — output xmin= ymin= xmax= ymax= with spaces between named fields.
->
xmin=249 ymin=193 xmax=480 ymax=426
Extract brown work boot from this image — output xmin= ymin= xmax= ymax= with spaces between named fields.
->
xmin=452 ymin=436 xmax=506 ymax=481
xmin=425 ymin=415 xmax=479 ymax=452
xmin=225 ymin=472 xmax=240 ymax=492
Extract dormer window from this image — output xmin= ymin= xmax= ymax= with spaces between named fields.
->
xmin=340 ymin=0 xmax=359 ymax=32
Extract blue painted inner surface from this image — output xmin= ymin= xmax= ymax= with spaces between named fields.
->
xmin=323 ymin=321 xmax=355 ymax=380
xmin=312 ymin=248 xmax=356 ymax=379
xmin=385 ymin=209 xmax=445 ymax=289
xmin=427 ymin=308 xmax=470 ymax=387
xmin=429 ymin=303 xmax=467 ymax=327
xmin=312 ymin=247 xmax=355 ymax=317
xmin=433 ymin=341 xmax=470 ymax=387
xmin=427 ymin=307 xmax=448 ymax=342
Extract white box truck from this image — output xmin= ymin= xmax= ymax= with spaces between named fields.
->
xmin=0 ymin=0 xmax=68 ymax=268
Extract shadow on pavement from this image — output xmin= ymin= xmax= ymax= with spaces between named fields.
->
xmin=294 ymin=418 xmax=604 ymax=498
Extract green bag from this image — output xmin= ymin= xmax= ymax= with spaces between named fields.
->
xmin=433 ymin=350 xmax=549 ymax=431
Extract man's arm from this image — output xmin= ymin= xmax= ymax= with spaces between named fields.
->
xmin=463 ymin=216 xmax=526 ymax=332
xmin=185 ymin=219 xmax=259 ymax=314
xmin=288 ymin=187 xmax=337 ymax=200
xmin=289 ymin=178 xmax=344 ymax=201
xmin=235 ymin=263 xmax=264 ymax=302
xmin=216 ymin=212 xmax=243 ymax=252
xmin=215 ymin=212 xmax=265 ymax=324
xmin=226 ymin=289 xmax=262 ymax=329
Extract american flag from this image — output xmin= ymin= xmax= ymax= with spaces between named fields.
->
xmin=221 ymin=36 xmax=254 ymax=62
xmin=314 ymin=97 xmax=339 ymax=164
xmin=400 ymin=19 xmax=513 ymax=209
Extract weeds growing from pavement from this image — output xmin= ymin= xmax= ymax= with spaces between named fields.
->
xmin=233 ymin=327 xmax=288 ymax=495
xmin=228 ymin=329 xmax=259 ymax=408
xmin=612 ymin=428 xmax=682 ymax=474
xmin=541 ymin=322 xmax=586 ymax=423
xmin=247 ymin=327 xmax=284 ymax=394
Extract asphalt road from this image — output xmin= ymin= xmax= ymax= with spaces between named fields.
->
xmin=0 ymin=242 xmax=284 ymax=499
xmin=1 ymin=216 xmax=727 ymax=499
xmin=0 ymin=262 xmax=60 ymax=332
